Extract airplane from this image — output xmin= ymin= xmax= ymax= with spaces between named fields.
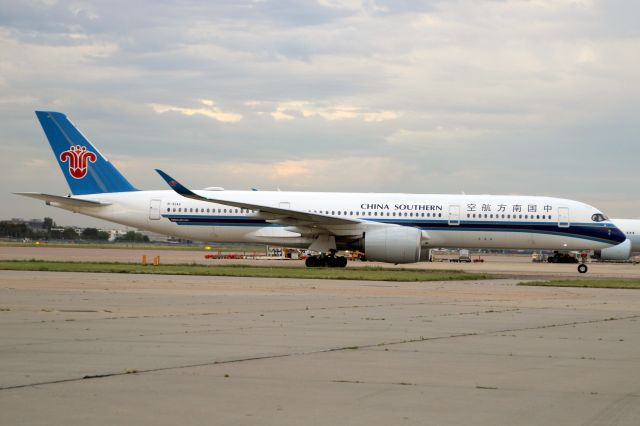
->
xmin=15 ymin=111 xmax=626 ymax=273
xmin=591 ymin=219 xmax=640 ymax=261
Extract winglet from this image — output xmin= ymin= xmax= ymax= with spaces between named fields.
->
xmin=155 ymin=169 xmax=198 ymax=197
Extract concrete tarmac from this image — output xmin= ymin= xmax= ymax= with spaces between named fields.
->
xmin=1 ymin=270 xmax=639 ymax=425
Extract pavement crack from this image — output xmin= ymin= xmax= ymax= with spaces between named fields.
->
xmin=2 ymin=313 xmax=638 ymax=392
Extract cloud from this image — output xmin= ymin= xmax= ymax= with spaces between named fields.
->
xmin=387 ymin=127 xmax=488 ymax=148
xmin=268 ymin=101 xmax=398 ymax=122
xmin=148 ymin=99 xmax=242 ymax=123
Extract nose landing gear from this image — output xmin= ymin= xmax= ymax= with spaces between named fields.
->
xmin=578 ymin=252 xmax=588 ymax=273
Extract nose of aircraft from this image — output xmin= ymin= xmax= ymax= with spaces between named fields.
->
xmin=609 ymin=223 xmax=627 ymax=244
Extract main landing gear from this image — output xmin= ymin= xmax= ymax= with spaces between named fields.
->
xmin=305 ymin=250 xmax=348 ymax=268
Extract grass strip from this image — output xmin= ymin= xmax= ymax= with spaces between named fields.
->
xmin=519 ymin=279 xmax=640 ymax=290
xmin=0 ymin=241 xmax=264 ymax=252
xmin=0 ymin=260 xmax=491 ymax=282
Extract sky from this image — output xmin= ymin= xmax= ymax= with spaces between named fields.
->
xmin=1 ymin=0 xmax=639 ymax=228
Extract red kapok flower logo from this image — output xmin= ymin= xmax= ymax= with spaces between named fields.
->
xmin=59 ymin=145 xmax=97 ymax=179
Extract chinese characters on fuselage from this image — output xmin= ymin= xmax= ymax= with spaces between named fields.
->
xmin=466 ymin=204 xmax=553 ymax=213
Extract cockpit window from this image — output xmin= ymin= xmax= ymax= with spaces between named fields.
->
xmin=591 ymin=213 xmax=608 ymax=222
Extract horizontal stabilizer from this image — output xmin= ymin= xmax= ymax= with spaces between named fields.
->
xmin=14 ymin=192 xmax=110 ymax=207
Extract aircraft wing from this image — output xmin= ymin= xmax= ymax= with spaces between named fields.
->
xmin=155 ymin=169 xmax=360 ymax=226
xmin=14 ymin=192 xmax=111 ymax=207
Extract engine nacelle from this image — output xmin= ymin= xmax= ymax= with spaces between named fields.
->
xmin=364 ymin=227 xmax=422 ymax=264
xmin=592 ymin=239 xmax=632 ymax=261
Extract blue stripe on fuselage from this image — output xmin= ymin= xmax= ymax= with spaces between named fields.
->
xmin=161 ymin=215 xmax=622 ymax=244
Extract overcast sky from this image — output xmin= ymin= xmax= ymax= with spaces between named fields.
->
xmin=1 ymin=0 xmax=639 ymax=228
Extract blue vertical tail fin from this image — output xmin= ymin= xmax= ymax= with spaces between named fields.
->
xmin=35 ymin=111 xmax=138 ymax=195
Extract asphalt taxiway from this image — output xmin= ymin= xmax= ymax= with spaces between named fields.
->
xmin=1 ymin=269 xmax=639 ymax=425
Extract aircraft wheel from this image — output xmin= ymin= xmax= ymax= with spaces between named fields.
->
xmin=305 ymin=256 xmax=325 ymax=267
xmin=337 ymin=256 xmax=347 ymax=268
xmin=578 ymin=264 xmax=588 ymax=274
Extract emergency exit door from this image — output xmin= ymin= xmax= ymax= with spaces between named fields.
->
xmin=448 ymin=205 xmax=460 ymax=226
xmin=558 ymin=207 xmax=570 ymax=228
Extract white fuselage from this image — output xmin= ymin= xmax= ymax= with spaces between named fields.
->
xmin=50 ymin=190 xmax=624 ymax=251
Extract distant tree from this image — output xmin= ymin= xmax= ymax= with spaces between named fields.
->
xmin=120 ymin=231 xmax=137 ymax=242
xmin=81 ymin=227 xmax=99 ymax=240
xmin=49 ymin=228 xmax=63 ymax=239
xmin=117 ymin=230 xmax=149 ymax=243
xmin=96 ymin=230 xmax=110 ymax=241
xmin=0 ymin=221 xmax=30 ymax=238
xmin=43 ymin=217 xmax=54 ymax=231
xmin=62 ymin=227 xmax=79 ymax=240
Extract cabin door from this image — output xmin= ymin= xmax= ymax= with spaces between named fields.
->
xmin=558 ymin=207 xmax=570 ymax=228
xmin=149 ymin=199 xmax=162 ymax=220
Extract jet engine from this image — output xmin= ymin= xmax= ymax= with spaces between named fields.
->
xmin=364 ymin=227 xmax=422 ymax=264
xmin=592 ymin=238 xmax=631 ymax=261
